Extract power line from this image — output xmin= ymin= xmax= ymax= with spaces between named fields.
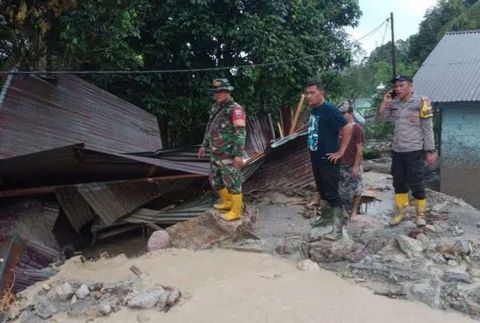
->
xmin=352 ymin=18 xmax=389 ymax=44
xmin=381 ymin=18 xmax=390 ymax=46
xmin=0 ymin=18 xmax=390 ymax=76
xmin=0 ymin=54 xmax=326 ymax=75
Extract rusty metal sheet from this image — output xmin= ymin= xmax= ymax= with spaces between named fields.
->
xmin=77 ymin=181 xmax=165 ymax=225
xmin=0 ymin=145 xmax=209 ymax=191
xmin=55 ymin=186 xmax=94 ymax=233
xmin=245 ymin=115 xmax=273 ymax=156
xmin=245 ymin=133 xmax=314 ymax=192
xmin=0 ymin=74 xmax=162 ymax=159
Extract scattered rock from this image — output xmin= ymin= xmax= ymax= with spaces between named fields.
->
xmin=448 ymin=260 xmax=459 ymax=267
xmin=425 ymin=225 xmax=437 ymax=232
xmin=97 ymin=302 xmax=112 ymax=316
xmin=147 ymin=230 xmax=171 ymax=252
xmin=75 ymin=284 xmax=90 ymax=299
xmin=441 ymin=271 xmax=474 ymax=284
xmin=308 ymin=238 xmax=356 ymax=263
xmin=453 ymin=226 xmax=465 ymax=237
xmin=396 ymin=235 xmax=423 ymax=258
xmin=307 ymin=226 xmax=332 ymax=241
xmin=156 ymin=291 xmax=170 ymax=311
xmin=296 ymin=259 xmax=320 ymax=271
xmin=455 ymin=240 xmax=473 ymax=257
xmin=127 ymin=287 xmax=167 ymax=309
xmin=409 ymin=281 xmax=441 ymax=308
xmin=167 ymin=288 xmax=181 ymax=306
xmin=71 ymin=295 xmax=78 ymax=305
xmin=275 ymin=237 xmax=301 ymax=255
xmin=35 ymin=301 xmax=58 ymax=319
xmin=56 ymin=282 xmax=74 ymax=300
xmin=42 ymin=283 xmax=51 ymax=291
xmin=469 ymin=267 xmax=480 ymax=278
xmin=68 ymin=297 xmax=96 ymax=317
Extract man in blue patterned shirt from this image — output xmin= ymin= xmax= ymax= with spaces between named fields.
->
xmin=305 ymin=80 xmax=353 ymax=240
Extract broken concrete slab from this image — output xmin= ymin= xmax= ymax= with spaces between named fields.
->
xmin=166 ymin=206 xmax=255 ymax=250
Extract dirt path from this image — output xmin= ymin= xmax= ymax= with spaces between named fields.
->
xmin=24 ymin=249 xmax=476 ymax=323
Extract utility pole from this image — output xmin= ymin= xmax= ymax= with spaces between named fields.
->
xmin=390 ymin=12 xmax=396 ymax=78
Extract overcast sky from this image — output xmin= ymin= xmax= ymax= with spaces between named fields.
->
xmin=348 ymin=0 xmax=438 ymax=54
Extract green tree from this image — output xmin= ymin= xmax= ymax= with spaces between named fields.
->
xmin=408 ymin=0 xmax=479 ymax=64
xmin=0 ymin=0 xmax=76 ymax=70
xmin=55 ymin=0 xmax=361 ymax=147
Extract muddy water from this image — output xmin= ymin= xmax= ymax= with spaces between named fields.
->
xmin=34 ymin=249 xmax=476 ymax=323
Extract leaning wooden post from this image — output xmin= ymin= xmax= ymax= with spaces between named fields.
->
xmin=289 ymin=94 xmax=305 ymax=135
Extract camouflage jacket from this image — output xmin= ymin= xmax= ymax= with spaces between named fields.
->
xmin=201 ymin=98 xmax=247 ymax=158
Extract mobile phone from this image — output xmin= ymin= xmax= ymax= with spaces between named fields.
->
xmin=389 ymin=89 xmax=396 ymax=99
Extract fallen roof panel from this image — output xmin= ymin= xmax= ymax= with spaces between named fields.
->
xmin=0 ymin=144 xmax=209 ymax=190
xmin=0 ymin=74 xmax=162 ymax=159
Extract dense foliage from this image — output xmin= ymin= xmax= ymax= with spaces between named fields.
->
xmin=0 ymin=0 xmax=361 ymax=147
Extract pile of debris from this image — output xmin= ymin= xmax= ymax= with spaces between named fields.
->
xmin=0 ymin=74 xmax=315 ymax=300
xmin=8 ymin=274 xmax=181 ymax=321
xmin=299 ymin=172 xmax=480 ymax=319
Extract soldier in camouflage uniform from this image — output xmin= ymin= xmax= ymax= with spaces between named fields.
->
xmin=198 ymin=78 xmax=247 ymax=221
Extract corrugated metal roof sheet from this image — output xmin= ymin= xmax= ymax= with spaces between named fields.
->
xmin=77 ymin=181 xmax=165 ymax=225
xmin=91 ymin=195 xmax=216 ymax=232
xmin=0 ymin=74 xmax=162 ymax=159
xmin=55 ymin=186 xmax=94 ymax=232
xmin=0 ymin=144 xmax=209 ymax=190
xmin=245 ymin=133 xmax=314 ymax=192
xmin=414 ymin=30 xmax=480 ymax=103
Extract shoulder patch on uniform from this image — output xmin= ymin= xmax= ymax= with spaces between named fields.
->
xmin=231 ymin=104 xmax=246 ymax=128
xmin=420 ymin=97 xmax=433 ymax=119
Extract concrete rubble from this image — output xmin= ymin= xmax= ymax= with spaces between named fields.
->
xmin=8 ymin=275 xmax=181 ymax=321
xmin=249 ymin=168 xmax=480 ymax=320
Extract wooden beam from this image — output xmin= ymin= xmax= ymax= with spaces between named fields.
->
xmin=277 ymin=122 xmax=284 ymax=139
xmin=0 ymin=173 xmax=207 ymax=198
xmin=289 ymin=94 xmax=305 ymax=135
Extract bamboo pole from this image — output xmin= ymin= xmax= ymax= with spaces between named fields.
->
xmin=277 ymin=122 xmax=284 ymax=139
xmin=289 ymin=94 xmax=305 ymax=135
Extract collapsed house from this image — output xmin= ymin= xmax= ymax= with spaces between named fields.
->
xmin=0 ymin=74 xmax=313 ymax=295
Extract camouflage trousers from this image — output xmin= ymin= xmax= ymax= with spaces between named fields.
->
xmin=209 ymin=157 xmax=243 ymax=194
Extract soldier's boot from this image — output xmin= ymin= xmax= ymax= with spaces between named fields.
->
xmin=223 ymin=193 xmax=243 ymax=221
xmin=390 ymin=193 xmax=409 ymax=226
xmin=323 ymin=207 xmax=345 ymax=241
xmin=415 ymin=198 xmax=427 ymax=227
xmin=213 ymin=188 xmax=232 ymax=211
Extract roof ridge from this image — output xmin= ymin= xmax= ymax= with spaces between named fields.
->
xmin=446 ymin=29 xmax=480 ymax=35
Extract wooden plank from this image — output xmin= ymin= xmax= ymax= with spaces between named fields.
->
xmin=289 ymin=94 xmax=305 ymax=135
xmin=0 ymin=174 xmax=207 ymax=198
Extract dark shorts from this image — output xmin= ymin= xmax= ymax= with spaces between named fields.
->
xmin=339 ymin=164 xmax=364 ymax=203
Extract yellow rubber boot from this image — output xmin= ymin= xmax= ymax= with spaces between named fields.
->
xmin=415 ymin=198 xmax=427 ymax=227
xmin=213 ymin=188 xmax=231 ymax=211
xmin=390 ymin=193 xmax=409 ymax=226
xmin=223 ymin=193 xmax=243 ymax=221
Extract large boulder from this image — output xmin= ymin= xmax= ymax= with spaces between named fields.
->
xmin=147 ymin=230 xmax=171 ymax=251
